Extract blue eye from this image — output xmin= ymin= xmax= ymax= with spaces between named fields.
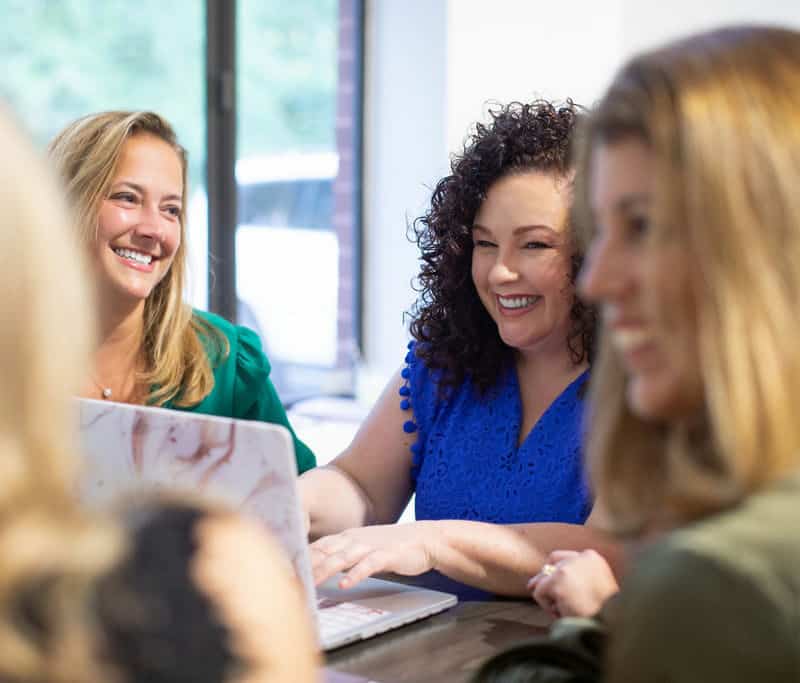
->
xmin=524 ymin=241 xmax=550 ymax=249
xmin=473 ymin=239 xmax=496 ymax=248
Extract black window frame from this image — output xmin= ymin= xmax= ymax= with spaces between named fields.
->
xmin=205 ymin=0 xmax=365 ymax=370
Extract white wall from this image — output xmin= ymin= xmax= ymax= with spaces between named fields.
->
xmin=446 ymin=0 xmax=624 ymax=153
xmin=619 ymin=0 xmax=800 ymax=56
xmin=359 ymin=0 xmax=449 ymax=399
xmin=359 ymin=0 xmax=800 ymax=401
xmin=446 ymin=0 xmax=800 ymax=149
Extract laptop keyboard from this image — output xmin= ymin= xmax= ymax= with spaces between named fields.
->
xmin=317 ymin=598 xmax=391 ymax=641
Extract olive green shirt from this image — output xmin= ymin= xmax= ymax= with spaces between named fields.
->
xmin=164 ymin=310 xmax=316 ymax=474
xmin=605 ymin=470 xmax=800 ymax=682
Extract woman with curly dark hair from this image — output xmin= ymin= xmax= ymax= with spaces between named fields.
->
xmin=300 ymin=100 xmax=621 ymax=597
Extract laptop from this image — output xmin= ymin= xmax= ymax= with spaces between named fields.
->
xmin=76 ymin=398 xmax=457 ymax=650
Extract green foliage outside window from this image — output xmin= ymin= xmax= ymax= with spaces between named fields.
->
xmin=0 ymin=0 xmax=337 ymax=185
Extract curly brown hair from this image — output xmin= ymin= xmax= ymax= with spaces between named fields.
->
xmin=408 ymin=99 xmax=596 ymax=394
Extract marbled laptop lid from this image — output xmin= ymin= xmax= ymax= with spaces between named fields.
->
xmin=76 ymin=398 xmax=315 ymax=601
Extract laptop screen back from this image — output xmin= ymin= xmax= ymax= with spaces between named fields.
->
xmin=76 ymin=398 xmax=315 ymax=601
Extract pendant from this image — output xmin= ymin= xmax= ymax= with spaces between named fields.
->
xmin=102 ymin=387 xmax=113 ymax=400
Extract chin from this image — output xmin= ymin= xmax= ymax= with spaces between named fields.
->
xmin=497 ymin=326 xmax=545 ymax=351
xmin=103 ymin=281 xmax=154 ymax=304
xmin=627 ymin=377 xmax=677 ymax=422
xmin=626 ymin=375 xmax=700 ymax=423
xmin=121 ymin=279 xmax=155 ymax=297
xmin=115 ymin=272 xmax=166 ymax=299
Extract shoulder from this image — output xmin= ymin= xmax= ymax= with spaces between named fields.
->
xmin=191 ymin=309 xmax=270 ymax=374
xmin=187 ymin=310 xmax=273 ymax=418
xmin=669 ymin=472 xmax=800 ymax=603
xmin=607 ymin=498 xmax=800 ymax=682
xmin=405 ymin=340 xmax=472 ymax=398
xmin=404 ymin=341 xmax=434 ymax=396
xmin=404 ymin=341 xmax=469 ymax=420
xmin=192 ymin=309 xmax=235 ymax=348
xmin=559 ymin=368 xmax=590 ymax=406
xmin=550 ymin=368 xmax=591 ymax=429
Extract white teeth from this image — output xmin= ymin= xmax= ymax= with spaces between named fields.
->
xmin=113 ymin=248 xmax=152 ymax=265
xmin=498 ymin=295 xmax=538 ymax=309
xmin=611 ymin=329 xmax=654 ymax=351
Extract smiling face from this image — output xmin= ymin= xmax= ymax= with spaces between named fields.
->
xmin=471 ymin=171 xmax=576 ymax=358
xmin=93 ymin=132 xmax=183 ymax=307
xmin=579 ymin=138 xmax=703 ymax=422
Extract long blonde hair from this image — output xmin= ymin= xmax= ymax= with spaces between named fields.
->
xmin=576 ymin=26 xmax=800 ymax=535
xmin=48 ymin=111 xmax=227 ymax=407
xmin=0 ymin=107 xmax=121 ymax=681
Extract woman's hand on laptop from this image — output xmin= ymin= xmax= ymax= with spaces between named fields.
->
xmin=309 ymin=522 xmax=442 ymax=588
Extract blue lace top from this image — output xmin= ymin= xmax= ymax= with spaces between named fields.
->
xmin=401 ymin=342 xmax=592 ymax=524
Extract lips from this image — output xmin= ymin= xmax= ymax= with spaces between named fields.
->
xmin=497 ymin=294 xmax=540 ymax=309
xmin=607 ymin=324 xmax=664 ymax=376
xmin=610 ymin=327 xmax=654 ymax=353
xmin=112 ymin=245 xmax=158 ymax=261
xmin=494 ymin=294 xmax=541 ymax=318
xmin=111 ymin=246 xmax=158 ymax=272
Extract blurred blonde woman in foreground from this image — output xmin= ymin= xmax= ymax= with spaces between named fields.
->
xmin=0 ymin=106 xmax=319 ymax=683
xmin=481 ymin=24 xmax=800 ymax=683
xmin=0 ymin=106 xmax=120 ymax=682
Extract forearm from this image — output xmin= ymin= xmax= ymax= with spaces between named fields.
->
xmin=299 ymin=466 xmax=374 ymax=540
xmin=426 ymin=520 xmax=623 ymax=597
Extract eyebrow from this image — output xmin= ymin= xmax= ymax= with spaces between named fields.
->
xmin=472 ymin=223 xmax=558 ymax=235
xmin=113 ymin=181 xmax=183 ymax=203
xmin=615 ymin=193 xmax=651 ymax=212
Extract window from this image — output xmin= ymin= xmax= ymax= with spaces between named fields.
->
xmin=0 ymin=0 xmax=363 ymax=402
xmin=235 ymin=0 xmax=362 ymax=400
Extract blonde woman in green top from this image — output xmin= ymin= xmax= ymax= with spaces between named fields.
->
xmin=482 ymin=25 xmax=800 ymax=683
xmin=49 ymin=111 xmax=315 ymax=474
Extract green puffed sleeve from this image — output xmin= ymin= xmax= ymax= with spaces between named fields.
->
xmin=232 ymin=325 xmax=317 ymax=474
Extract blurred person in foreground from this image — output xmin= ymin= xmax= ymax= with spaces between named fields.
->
xmin=96 ymin=495 xmax=320 ymax=683
xmin=0 ymin=104 xmax=121 ymax=683
xmin=477 ymin=24 xmax=800 ymax=682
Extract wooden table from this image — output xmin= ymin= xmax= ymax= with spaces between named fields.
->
xmin=326 ymin=599 xmax=551 ymax=683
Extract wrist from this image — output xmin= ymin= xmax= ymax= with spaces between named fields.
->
xmin=419 ymin=520 xmax=447 ymax=572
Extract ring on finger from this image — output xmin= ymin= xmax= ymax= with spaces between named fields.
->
xmin=540 ymin=563 xmax=557 ymax=577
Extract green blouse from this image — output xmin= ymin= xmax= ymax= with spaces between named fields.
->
xmin=164 ymin=309 xmax=316 ymax=474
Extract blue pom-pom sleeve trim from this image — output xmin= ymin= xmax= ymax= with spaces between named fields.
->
xmin=402 ymin=420 xmax=418 ymax=433
xmin=399 ymin=341 xmax=423 ymax=481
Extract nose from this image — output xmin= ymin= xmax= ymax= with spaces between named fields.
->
xmin=487 ymin=250 xmax=519 ymax=287
xmin=133 ymin=202 xmax=165 ymax=242
xmin=578 ymin=234 xmax=632 ymax=303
